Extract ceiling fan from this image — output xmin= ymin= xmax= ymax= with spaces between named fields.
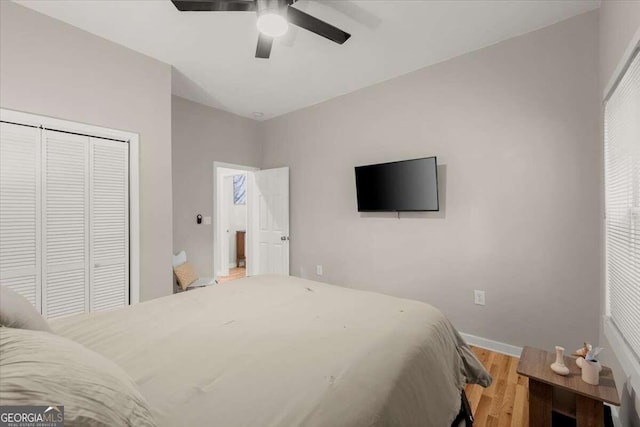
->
xmin=171 ymin=0 xmax=351 ymax=59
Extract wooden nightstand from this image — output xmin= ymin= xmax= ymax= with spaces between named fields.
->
xmin=516 ymin=346 xmax=620 ymax=427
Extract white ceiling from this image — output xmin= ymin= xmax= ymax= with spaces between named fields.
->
xmin=16 ymin=0 xmax=599 ymax=120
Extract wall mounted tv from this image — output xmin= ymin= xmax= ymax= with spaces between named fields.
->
xmin=355 ymin=157 xmax=439 ymax=212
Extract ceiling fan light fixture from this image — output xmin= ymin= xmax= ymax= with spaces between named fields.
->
xmin=257 ymin=13 xmax=289 ymax=38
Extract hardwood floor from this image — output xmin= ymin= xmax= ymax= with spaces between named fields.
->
xmin=465 ymin=346 xmax=529 ymax=427
xmin=217 ymin=267 xmax=246 ymax=283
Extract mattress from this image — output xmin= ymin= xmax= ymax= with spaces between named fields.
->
xmin=51 ymin=275 xmax=491 ymax=427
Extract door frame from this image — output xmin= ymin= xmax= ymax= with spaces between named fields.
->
xmin=0 ymin=108 xmax=141 ymax=305
xmin=213 ymin=161 xmax=259 ymax=281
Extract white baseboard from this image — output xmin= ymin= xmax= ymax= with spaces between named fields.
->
xmin=460 ymin=332 xmax=523 ymax=358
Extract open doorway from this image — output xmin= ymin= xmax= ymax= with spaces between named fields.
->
xmin=214 ymin=162 xmax=258 ymax=283
xmin=214 ymin=162 xmax=290 ymax=283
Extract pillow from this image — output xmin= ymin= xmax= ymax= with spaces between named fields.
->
xmin=174 ymin=262 xmax=198 ymax=290
xmin=0 ymin=285 xmax=52 ymax=332
xmin=172 ymin=250 xmax=187 ymax=268
xmin=0 ymin=327 xmax=156 ymax=427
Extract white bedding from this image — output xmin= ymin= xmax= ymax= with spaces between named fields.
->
xmin=51 ymin=275 xmax=490 ymax=427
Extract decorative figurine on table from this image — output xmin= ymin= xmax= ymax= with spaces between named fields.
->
xmin=574 ymin=342 xmax=603 ymax=385
xmin=550 ymin=346 xmax=570 ymax=376
xmin=573 ymin=342 xmax=590 ymax=364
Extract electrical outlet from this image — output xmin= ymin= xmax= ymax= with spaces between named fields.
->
xmin=474 ymin=290 xmax=486 ymax=306
xmin=316 ymin=265 xmax=323 ymax=276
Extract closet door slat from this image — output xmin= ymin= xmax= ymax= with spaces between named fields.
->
xmin=42 ymin=130 xmax=90 ymax=319
xmin=0 ymin=123 xmax=41 ymax=310
xmin=90 ymin=138 xmax=129 ymax=311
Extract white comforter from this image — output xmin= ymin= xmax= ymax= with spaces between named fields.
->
xmin=51 ymin=275 xmax=490 ymax=427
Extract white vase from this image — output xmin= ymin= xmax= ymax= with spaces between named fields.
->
xmin=582 ymin=359 xmax=602 ymax=385
xmin=550 ymin=346 xmax=570 ymax=376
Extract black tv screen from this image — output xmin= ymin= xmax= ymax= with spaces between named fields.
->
xmin=355 ymin=157 xmax=439 ymax=212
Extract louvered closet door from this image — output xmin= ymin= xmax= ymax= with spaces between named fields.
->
xmin=42 ymin=130 xmax=90 ymax=319
xmin=0 ymin=123 xmax=42 ymax=309
xmin=90 ymin=138 xmax=129 ymax=311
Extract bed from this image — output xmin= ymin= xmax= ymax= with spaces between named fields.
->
xmin=49 ymin=275 xmax=491 ymax=427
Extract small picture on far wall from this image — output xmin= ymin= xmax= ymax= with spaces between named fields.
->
xmin=233 ymin=175 xmax=247 ymax=205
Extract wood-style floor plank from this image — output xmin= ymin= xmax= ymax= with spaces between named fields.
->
xmin=497 ymin=382 xmax=516 ymax=427
xmin=512 ymin=384 xmax=529 ymax=427
xmin=465 ymin=346 xmax=528 ymax=427
xmin=217 ymin=267 xmax=246 ymax=283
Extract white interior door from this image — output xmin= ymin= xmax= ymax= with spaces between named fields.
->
xmin=90 ymin=138 xmax=129 ymax=311
xmin=0 ymin=123 xmax=42 ymax=309
xmin=42 ymin=130 xmax=90 ymax=319
xmin=250 ymin=167 xmax=289 ymax=276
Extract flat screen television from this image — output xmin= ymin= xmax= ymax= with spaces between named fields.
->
xmin=355 ymin=157 xmax=439 ymax=212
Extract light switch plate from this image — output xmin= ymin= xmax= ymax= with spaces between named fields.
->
xmin=474 ymin=290 xmax=486 ymax=306
xmin=316 ymin=265 xmax=323 ymax=276
xmin=203 ymin=216 xmax=212 ymax=225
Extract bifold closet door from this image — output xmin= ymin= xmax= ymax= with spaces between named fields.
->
xmin=0 ymin=123 xmax=42 ymax=309
xmin=43 ymin=133 xmax=129 ymax=317
xmin=42 ymin=130 xmax=90 ymax=319
xmin=90 ymin=138 xmax=129 ymax=311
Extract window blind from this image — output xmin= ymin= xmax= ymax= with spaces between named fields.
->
xmin=604 ymin=49 xmax=640 ymax=361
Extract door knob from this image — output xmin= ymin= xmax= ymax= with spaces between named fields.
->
xmin=280 ymin=236 xmax=290 ymax=241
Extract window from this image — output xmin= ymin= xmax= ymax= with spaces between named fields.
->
xmin=233 ymin=174 xmax=247 ymax=205
xmin=604 ymin=48 xmax=640 ymax=361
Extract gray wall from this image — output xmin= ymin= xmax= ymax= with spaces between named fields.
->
xmin=599 ymin=0 xmax=640 ymax=93
xmin=172 ymin=96 xmax=261 ymax=278
xmin=261 ymin=11 xmax=601 ymax=352
xmin=0 ymin=2 xmax=173 ymax=301
xmin=598 ymin=1 xmax=640 ymax=426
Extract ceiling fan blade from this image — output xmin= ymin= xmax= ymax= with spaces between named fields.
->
xmin=255 ymin=33 xmax=273 ymax=58
xmin=171 ymin=0 xmax=256 ymax=12
xmin=286 ymin=6 xmax=351 ymax=45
